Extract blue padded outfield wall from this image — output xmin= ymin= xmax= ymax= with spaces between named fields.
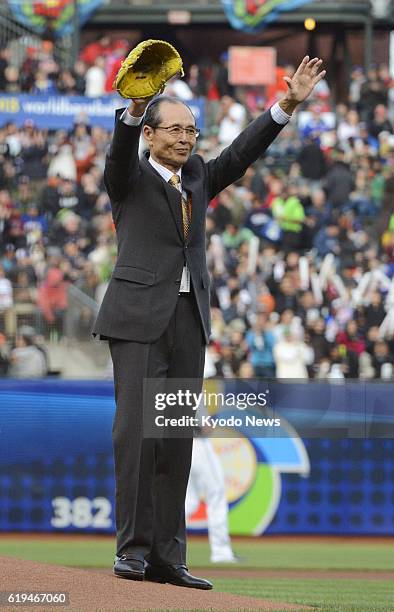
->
xmin=0 ymin=380 xmax=392 ymax=535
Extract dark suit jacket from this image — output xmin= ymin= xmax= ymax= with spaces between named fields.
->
xmin=93 ymin=107 xmax=284 ymax=344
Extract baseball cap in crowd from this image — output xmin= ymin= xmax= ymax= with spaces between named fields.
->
xmin=228 ymin=318 xmax=246 ymax=333
xmin=15 ymin=249 xmax=28 ymax=260
xmin=258 ymin=293 xmax=275 ymax=314
xmin=18 ymin=325 xmax=36 ymax=338
xmin=58 ymin=210 xmax=80 ymax=226
xmin=26 ymin=202 xmax=40 ymax=211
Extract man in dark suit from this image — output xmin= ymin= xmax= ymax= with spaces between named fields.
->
xmin=93 ymin=55 xmax=325 ymax=589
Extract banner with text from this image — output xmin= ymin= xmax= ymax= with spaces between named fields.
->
xmin=0 ymin=94 xmax=205 ymax=131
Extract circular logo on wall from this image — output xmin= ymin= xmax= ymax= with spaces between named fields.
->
xmin=186 ymin=381 xmax=310 ymax=535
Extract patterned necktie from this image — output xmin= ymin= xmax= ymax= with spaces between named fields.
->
xmin=168 ymin=174 xmax=192 ymax=240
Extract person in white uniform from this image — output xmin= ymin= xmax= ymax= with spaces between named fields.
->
xmin=185 ymin=436 xmax=237 ymax=563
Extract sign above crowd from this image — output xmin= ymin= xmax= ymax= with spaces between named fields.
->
xmin=228 ymin=46 xmax=276 ymax=85
xmin=221 ymin=0 xmax=313 ymax=33
xmin=0 ymin=94 xmax=205 ymax=131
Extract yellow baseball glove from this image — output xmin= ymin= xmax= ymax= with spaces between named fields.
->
xmin=113 ymin=39 xmax=184 ymax=99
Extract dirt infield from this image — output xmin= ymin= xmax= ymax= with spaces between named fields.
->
xmin=0 ymin=556 xmax=309 ymax=612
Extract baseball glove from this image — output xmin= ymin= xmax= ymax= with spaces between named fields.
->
xmin=113 ymin=39 xmax=184 ymax=99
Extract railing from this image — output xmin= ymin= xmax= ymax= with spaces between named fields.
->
xmin=0 ymin=5 xmax=41 ymax=68
xmin=0 ymin=301 xmax=36 ymax=339
xmin=0 ymin=4 xmax=74 ymax=70
xmin=64 ymin=284 xmax=100 ymax=341
xmin=0 ymin=283 xmax=99 ymax=342
xmin=0 ymin=283 xmax=108 ymax=378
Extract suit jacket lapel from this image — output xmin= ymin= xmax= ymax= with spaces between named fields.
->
xmin=163 ymin=178 xmax=185 ymax=242
xmin=141 ymin=154 xmax=184 ymax=242
xmin=181 ymin=167 xmax=203 ymax=245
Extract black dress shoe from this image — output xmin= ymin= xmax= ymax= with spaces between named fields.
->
xmin=145 ymin=564 xmax=212 ymax=590
xmin=113 ymin=554 xmax=145 ymax=581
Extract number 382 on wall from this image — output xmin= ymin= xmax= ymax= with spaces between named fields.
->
xmin=51 ymin=497 xmax=113 ymax=528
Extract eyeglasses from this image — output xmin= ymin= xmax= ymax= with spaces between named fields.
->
xmin=154 ymin=125 xmax=200 ymax=139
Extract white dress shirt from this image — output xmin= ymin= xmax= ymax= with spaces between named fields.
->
xmin=148 ymin=156 xmax=182 ymax=189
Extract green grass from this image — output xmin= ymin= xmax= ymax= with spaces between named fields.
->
xmin=187 ymin=539 xmax=394 ymax=571
xmin=211 ymin=578 xmax=394 ymax=611
xmin=0 ymin=536 xmax=393 ymax=611
xmin=1 ymin=537 xmax=393 ymax=571
xmin=0 ymin=536 xmax=113 ymax=567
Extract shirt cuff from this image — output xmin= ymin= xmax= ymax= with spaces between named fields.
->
xmin=120 ymin=108 xmax=144 ymax=126
xmin=270 ymin=102 xmax=292 ymax=125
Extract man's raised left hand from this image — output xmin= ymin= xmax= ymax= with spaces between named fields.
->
xmin=279 ymin=56 xmax=326 ymax=115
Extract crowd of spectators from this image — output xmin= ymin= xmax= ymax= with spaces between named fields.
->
xmin=1 ymin=35 xmax=394 ymax=379
xmin=0 ymin=37 xmax=130 ymax=97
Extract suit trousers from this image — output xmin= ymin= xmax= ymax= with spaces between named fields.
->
xmin=108 ymin=287 xmax=206 ymax=565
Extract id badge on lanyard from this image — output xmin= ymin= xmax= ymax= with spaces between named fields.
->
xmin=179 ymin=265 xmax=191 ymax=292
